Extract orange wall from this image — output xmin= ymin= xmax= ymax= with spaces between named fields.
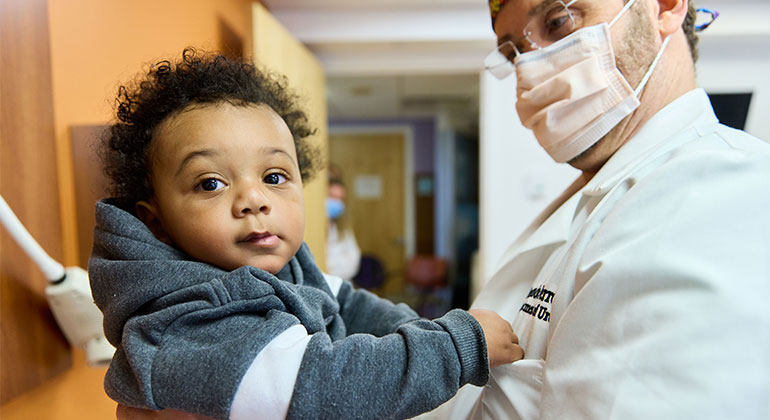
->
xmin=0 ymin=1 xmax=255 ymax=418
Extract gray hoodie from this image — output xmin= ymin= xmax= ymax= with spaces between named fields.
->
xmin=89 ymin=200 xmax=489 ymax=420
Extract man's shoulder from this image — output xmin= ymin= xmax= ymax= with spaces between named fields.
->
xmin=636 ymin=124 xmax=770 ymax=184
xmin=683 ymin=123 xmax=770 ymax=155
xmin=588 ymin=124 xmax=770 ymax=240
xmin=595 ymin=125 xmax=770 ymax=240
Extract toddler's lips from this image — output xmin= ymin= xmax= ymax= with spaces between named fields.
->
xmin=240 ymin=232 xmax=280 ymax=248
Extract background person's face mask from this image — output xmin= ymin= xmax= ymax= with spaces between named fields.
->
xmin=326 ymin=198 xmax=345 ymax=220
xmin=499 ymin=0 xmax=670 ymax=163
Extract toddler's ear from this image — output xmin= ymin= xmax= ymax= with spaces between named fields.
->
xmin=136 ymin=200 xmax=172 ymax=245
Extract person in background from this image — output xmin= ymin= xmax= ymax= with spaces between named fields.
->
xmin=419 ymin=0 xmax=770 ymax=418
xmin=325 ymin=177 xmax=361 ymax=281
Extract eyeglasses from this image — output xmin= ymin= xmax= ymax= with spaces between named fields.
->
xmin=485 ymin=0 xmax=580 ymax=79
xmin=695 ymin=8 xmax=719 ymax=32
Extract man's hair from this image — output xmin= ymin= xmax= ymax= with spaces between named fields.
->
xmin=682 ymin=2 xmax=699 ymax=63
xmin=100 ymin=48 xmax=322 ymax=211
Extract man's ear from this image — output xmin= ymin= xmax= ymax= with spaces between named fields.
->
xmin=136 ymin=199 xmax=172 ymax=244
xmin=656 ymin=0 xmax=688 ymax=37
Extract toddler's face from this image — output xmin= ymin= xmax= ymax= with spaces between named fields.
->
xmin=137 ymin=103 xmax=305 ymax=273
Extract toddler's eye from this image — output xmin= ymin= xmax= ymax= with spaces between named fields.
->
xmin=199 ymin=178 xmax=225 ymax=191
xmin=264 ymin=173 xmax=287 ymax=185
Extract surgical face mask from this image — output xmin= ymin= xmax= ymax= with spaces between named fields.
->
xmin=326 ymin=198 xmax=345 ymax=220
xmin=486 ymin=0 xmax=670 ymax=163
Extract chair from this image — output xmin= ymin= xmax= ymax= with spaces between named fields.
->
xmin=352 ymin=254 xmax=386 ymax=290
xmin=404 ymin=255 xmax=450 ymax=318
xmin=405 ymin=255 xmax=447 ymax=290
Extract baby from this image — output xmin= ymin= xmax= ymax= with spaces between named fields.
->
xmin=90 ymin=48 xmax=523 ymax=420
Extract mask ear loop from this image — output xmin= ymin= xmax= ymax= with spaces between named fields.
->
xmin=609 ymin=0 xmax=637 ymax=28
xmin=634 ymin=5 xmax=712 ymax=95
xmin=634 ymin=35 xmax=671 ymax=96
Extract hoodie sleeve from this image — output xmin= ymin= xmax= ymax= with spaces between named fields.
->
xmin=107 ymin=271 xmax=488 ymax=420
xmin=287 ymin=309 xmax=489 ymax=420
xmin=335 ymin=278 xmax=421 ymax=336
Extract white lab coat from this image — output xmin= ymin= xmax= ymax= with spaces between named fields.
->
xmin=326 ymin=223 xmax=361 ymax=281
xmin=423 ymin=89 xmax=770 ymax=419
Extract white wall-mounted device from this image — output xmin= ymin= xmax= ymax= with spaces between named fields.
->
xmin=0 ymin=195 xmax=114 ymax=366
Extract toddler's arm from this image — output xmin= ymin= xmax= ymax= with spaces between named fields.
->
xmin=90 ymin=199 xmax=514 ymax=420
xmin=100 ymin=268 xmax=499 ymax=420
xmin=115 ymin=305 xmax=526 ymax=420
xmin=333 ymin=277 xmax=421 ymax=336
xmin=330 ymin=276 xmax=523 ymax=367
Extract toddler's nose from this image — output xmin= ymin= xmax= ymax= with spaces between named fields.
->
xmin=233 ymin=186 xmax=270 ymax=216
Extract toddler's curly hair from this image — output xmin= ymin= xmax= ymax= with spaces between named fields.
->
xmin=100 ymin=48 xmax=321 ymax=211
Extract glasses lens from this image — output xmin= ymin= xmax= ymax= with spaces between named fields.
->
xmin=524 ymin=0 xmax=576 ymax=49
xmin=484 ymin=42 xmax=517 ymax=79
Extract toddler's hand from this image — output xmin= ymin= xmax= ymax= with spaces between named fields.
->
xmin=469 ymin=308 xmax=524 ymax=368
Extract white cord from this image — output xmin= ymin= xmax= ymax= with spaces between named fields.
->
xmin=634 ymin=35 xmax=671 ymax=97
xmin=0 ymin=195 xmax=66 ymax=282
xmin=610 ymin=0 xmax=637 ymax=28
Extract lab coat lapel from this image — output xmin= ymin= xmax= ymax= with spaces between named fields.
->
xmin=494 ymin=175 xmax=586 ymax=272
xmin=474 ymin=177 xmax=585 ymax=321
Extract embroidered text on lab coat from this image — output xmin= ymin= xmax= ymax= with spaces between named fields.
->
xmin=519 ymin=286 xmax=555 ymax=322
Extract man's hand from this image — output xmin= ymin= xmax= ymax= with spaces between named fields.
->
xmin=468 ymin=308 xmax=524 ymax=368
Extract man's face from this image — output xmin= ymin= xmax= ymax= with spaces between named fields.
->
xmin=493 ymin=0 xmax=647 ymax=54
xmin=139 ymin=103 xmax=306 ymax=274
xmin=494 ymin=0 xmax=659 ymax=169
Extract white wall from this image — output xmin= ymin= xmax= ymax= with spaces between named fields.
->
xmin=696 ymin=1 xmax=770 ymax=141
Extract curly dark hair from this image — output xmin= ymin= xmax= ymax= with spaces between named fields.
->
xmin=100 ymin=48 xmax=321 ymax=211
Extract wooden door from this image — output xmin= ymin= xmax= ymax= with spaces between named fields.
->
xmin=330 ymin=133 xmax=406 ymax=298
xmin=1 ymin=0 xmax=71 ymax=403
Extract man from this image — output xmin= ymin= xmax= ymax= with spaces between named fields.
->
xmin=423 ymin=0 xmax=770 ymax=418
xmin=118 ymin=1 xmax=769 ymax=419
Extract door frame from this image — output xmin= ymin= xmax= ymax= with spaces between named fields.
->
xmin=328 ymin=124 xmax=416 ymax=260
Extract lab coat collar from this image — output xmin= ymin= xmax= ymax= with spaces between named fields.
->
xmin=500 ymin=89 xmax=718 ymax=262
xmin=582 ymin=88 xmax=719 ymax=197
